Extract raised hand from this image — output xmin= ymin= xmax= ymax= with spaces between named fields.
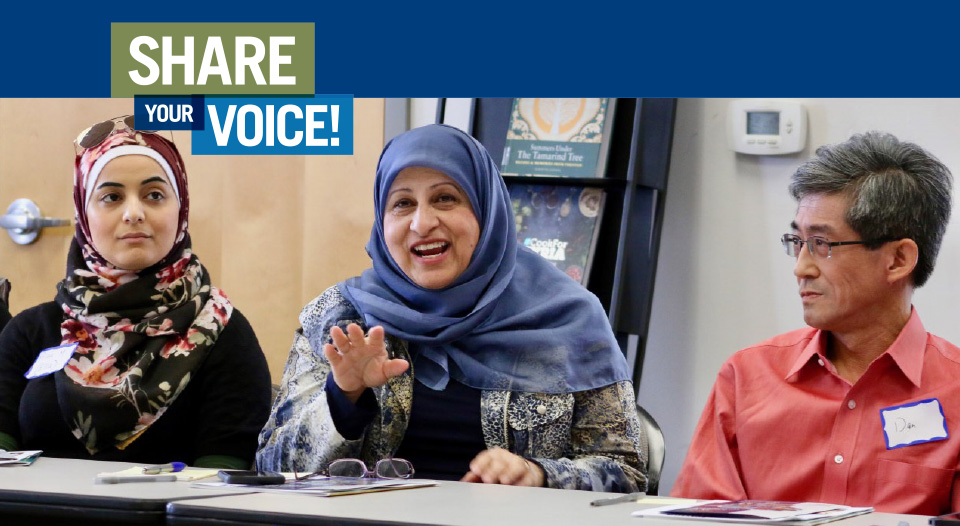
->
xmin=322 ymin=324 xmax=409 ymax=403
xmin=461 ymin=447 xmax=545 ymax=487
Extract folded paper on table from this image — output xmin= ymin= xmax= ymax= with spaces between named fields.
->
xmin=633 ymin=500 xmax=873 ymax=525
xmin=193 ymin=475 xmax=437 ymax=497
xmin=639 ymin=496 xmax=698 ymax=506
xmin=0 ymin=450 xmax=42 ymax=466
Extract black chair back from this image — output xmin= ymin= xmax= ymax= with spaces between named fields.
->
xmin=0 ymin=277 xmax=10 ymax=333
xmin=636 ymin=405 xmax=664 ymax=495
xmin=0 ymin=277 xmax=9 ymax=307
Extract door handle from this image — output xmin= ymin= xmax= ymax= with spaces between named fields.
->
xmin=0 ymin=215 xmax=70 ymax=230
xmin=1 ymin=198 xmax=71 ymax=245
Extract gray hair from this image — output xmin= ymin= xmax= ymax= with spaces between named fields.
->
xmin=789 ymin=131 xmax=952 ymax=287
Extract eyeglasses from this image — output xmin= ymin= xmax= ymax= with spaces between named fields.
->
xmin=74 ymin=115 xmax=158 ymax=150
xmin=781 ymin=234 xmax=898 ymax=259
xmin=293 ymin=458 xmax=414 ymax=481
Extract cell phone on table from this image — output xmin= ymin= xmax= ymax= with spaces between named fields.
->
xmin=217 ymin=470 xmax=285 ymax=485
xmin=931 ymin=511 xmax=960 ymax=526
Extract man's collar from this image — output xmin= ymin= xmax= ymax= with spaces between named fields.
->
xmin=785 ymin=330 xmax=829 ymax=381
xmin=883 ymin=308 xmax=926 ymax=387
xmin=784 ymin=308 xmax=926 ymax=387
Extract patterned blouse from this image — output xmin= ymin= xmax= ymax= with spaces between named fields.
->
xmin=256 ymin=286 xmax=649 ymax=492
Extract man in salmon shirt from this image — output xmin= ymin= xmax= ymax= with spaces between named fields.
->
xmin=672 ymin=131 xmax=959 ymax=515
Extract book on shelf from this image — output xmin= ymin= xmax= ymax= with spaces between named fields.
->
xmin=508 ymin=182 xmax=605 ymax=286
xmin=632 ymin=500 xmax=873 ymax=525
xmin=501 ymin=98 xmax=615 ymax=178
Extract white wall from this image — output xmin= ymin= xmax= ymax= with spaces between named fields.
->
xmin=644 ymin=98 xmax=960 ymax=495
xmin=409 ymin=98 xmax=438 ymax=129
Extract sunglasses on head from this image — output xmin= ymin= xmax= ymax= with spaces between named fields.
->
xmin=74 ymin=115 xmax=160 ymax=150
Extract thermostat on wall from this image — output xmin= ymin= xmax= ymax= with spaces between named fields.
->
xmin=727 ymin=99 xmax=807 ymax=155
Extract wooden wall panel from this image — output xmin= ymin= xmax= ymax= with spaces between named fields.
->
xmin=301 ymin=98 xmax=382 ymax=304
xmin=218 ymin=155 xmax=306 ymax=378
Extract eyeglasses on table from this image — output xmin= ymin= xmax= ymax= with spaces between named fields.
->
xmin=293 ymin=458 xmax=414 ymax=481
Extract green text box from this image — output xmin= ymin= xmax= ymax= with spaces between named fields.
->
xmin=112 ymin=23 xmax=314 ymax=96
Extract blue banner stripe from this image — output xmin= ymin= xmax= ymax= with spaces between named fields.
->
xmin=2 ymin=6 xmax=960 ymax=96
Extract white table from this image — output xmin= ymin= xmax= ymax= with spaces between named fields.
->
xmin=0 ymin=457 xmax=253 ymax=525
xmin=165 ymin=480 xmax=931 ymax=526
xmin=0 ymin=459 xmax=934 ymax=526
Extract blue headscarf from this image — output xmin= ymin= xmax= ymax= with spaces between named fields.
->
xmin=340 ymin=124 xmax=630 ymax=393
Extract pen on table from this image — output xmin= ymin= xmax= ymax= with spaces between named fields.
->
xmin=590 ymin=492 xmax=646 ymax=507
xmin=95 ymin=474 xmax=178 ymax=484
xmin=142 ymin=462 xmax=186 ymax=474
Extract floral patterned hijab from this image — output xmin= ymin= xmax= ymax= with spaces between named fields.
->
xmin=54 ymin=128 xmax=232 ymax=454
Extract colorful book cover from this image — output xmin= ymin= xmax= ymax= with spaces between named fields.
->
xmin=501 ymin=98 xmax=615 ymax=178
xmin=508 ymin=183 xmax=605 ymax=286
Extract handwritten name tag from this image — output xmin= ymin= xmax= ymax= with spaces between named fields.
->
xmin=24 ymin=343 xmax=78 ymax=379
xmin=880 ymin=398 xmax=948 ymax=449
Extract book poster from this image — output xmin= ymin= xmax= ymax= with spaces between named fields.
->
xmin=501 ymin=98 xmax=611 ymax=178
xmin=509 ymin=184 xmax=605 ymax=285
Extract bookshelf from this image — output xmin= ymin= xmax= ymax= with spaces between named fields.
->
xmin=436 ymin=98 xmax=677 ymax=390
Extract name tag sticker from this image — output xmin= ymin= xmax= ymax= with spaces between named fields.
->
xmin=880 ymin=398 xmax=948 ymax=449
xmin=24 ymin=343 xmax=78 ymax=379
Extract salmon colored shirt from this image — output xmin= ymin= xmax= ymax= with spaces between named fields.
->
xmin=673 ymin=309 xmax=960 ymax=515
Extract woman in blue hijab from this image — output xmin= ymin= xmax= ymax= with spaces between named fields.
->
xmin=257 ymin=125 xmax=648 ymax=492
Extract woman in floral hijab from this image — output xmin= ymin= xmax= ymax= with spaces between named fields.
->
xmin=0 ymin=117 xmax=271 ymax=468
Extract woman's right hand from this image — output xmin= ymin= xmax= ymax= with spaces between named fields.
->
xmin=323 ymin=323 xmax=409 ymax=404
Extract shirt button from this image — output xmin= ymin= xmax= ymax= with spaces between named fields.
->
xmin=847 ymin=400 xmax=856 ymax=410
xmin=817 ymin=359 xmax=825 ymax=366
xmin=834 ymin=454 xmax=844 ymax=464
xmin=536 ymin=405 xmax=547 ymax=415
